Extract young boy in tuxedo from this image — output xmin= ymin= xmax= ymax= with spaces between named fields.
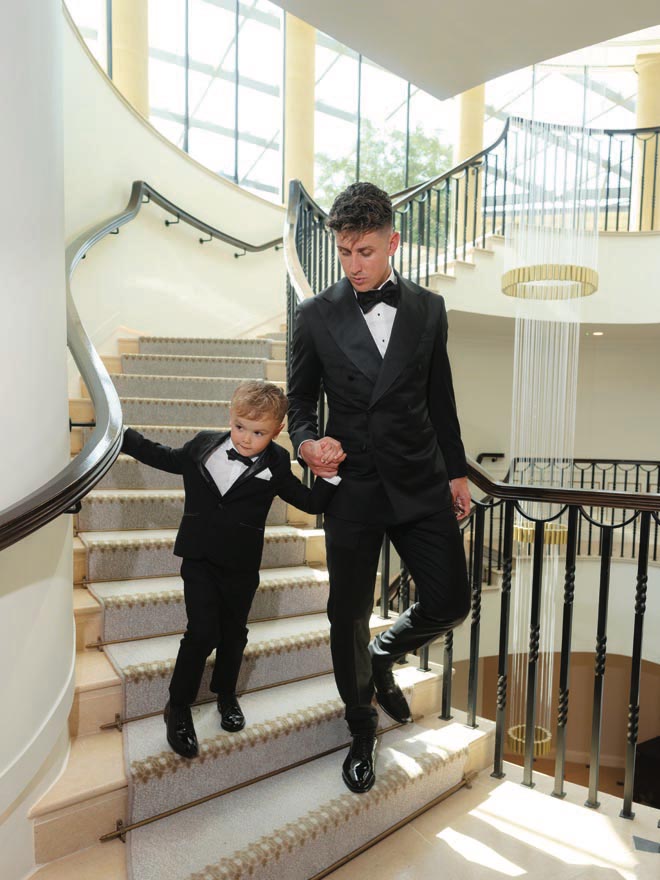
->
xmin=121 ymin=381 xmax=342 ymax=759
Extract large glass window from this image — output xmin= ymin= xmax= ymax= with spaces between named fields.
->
xmin=314 ymin=36 xmax=359 ymax=209
xmin=66 ymin=0 xmax=109 ymax=71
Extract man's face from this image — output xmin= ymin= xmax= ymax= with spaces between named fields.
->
xmin=335 ymin=226 xmax=400 ymax=292
xmin=229 ymin=410 xmax=283 ymax=458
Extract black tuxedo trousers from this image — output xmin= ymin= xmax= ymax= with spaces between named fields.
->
xmin=288 ymin=275 xmax=470 ymax=734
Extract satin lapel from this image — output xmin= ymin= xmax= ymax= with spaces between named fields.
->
xmin=369 ymin=279 xmax=428 ymax=407
xmin=222 ymin=444 xmax=277 ymax=500
xmin=196 ymin=431 xmax=230 ymax=499
xmin=319 ymin=278 xmax=382 ymax=384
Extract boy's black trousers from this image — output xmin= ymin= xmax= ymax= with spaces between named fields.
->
xmin=168 ymin=558 xmax=259 ymax=706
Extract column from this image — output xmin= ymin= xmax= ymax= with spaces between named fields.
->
xmin=0 ymin=2 xmax=73 ymax=877
xmin=455 ymin=84 xmax=485 ymax=250
xmin=284 ymin=14 xmax=315 ymax=196
xmin=112 ymin=0 xmax=150 ymax=117
xmin=634 ymin=54 xmax=660 ymax=231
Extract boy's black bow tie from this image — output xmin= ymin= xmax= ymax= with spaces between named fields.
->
xmin=226 ymin=448 xmax=255 ymax=467
xmin=357 ymin=280 xmax=399 ymax=314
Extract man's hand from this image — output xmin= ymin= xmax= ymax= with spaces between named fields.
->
xmin=300 ymin=437 xmax=346 ymax=478
xmin=449 ymin=476 xmax=471 ymax=520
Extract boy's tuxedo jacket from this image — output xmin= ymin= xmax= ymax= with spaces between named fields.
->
xmin=121 ymin=428 xmax=336 ymax=570
xmin=287 ymin=273 xmax=467 ymax=524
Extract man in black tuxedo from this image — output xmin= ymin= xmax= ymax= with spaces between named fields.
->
xmin=121 ymin=381 xmax=339 ymax=758
xmin=287 ymin=182 xmax=471 ymax=793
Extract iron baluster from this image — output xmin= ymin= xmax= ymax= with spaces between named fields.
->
xmin=482 ymin=154 xmax=489 ymax=247
xmin=491 ymin=501 xmax=514 ymax=778
xmin=440 ymin=629 xmax=453 ymax=720
xmin=443 ymin=181 xmax=450 ymax=273
xmin=467 ymin=504 xmax=485 ymax=728
xmin=639 ymin=136 xmax=647 ymax=232
xmin=651 ymin=132 xmax=659 ymax=229
xmin=585 ymin=525 xmax=613 ymax=809
xmin=418 ymin=644 xmax=430 ymax=673
xmin=522 ymin=520 xmax=546 ymax=788
xmin=552 ymin=505 xmax=579 ymax=798
xmin=615 ymin=139 xmax=623 ymax=231
xmin=604 ymin=134 xmax=612 ymax=230
xmin=472 ymin=164 xmax=479 ymax=252
xmin=379 ymin=535 xmax=391 ymax=620
xmin=620 ymin=511 xmax=651 ymax=819
xmin=462 ymin=169 xmax=469 ymax=260
xmin=487 ymin=502 xmax=494 ymax=585
xmin=425 ymin=193 xmax=431 ymax=286
xmin=416 ymin=197 xmax=423 ymax=286
xmin=628 ymin=134 xmax=635 ymax=232
xmin=434 ymin=188 xmax=441 ymax=277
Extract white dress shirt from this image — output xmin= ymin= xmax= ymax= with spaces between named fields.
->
xmin=209 ymin=436 xmax=341 ymax=492
xmin=206 ymin=437 xmax=254 ymax=496
xmin=357 ymin=268 xmax=398 ymax=358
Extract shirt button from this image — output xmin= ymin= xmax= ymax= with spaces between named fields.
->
xmin=218 ymin=503 xmax=224 ymax=509
xmin=360 ymin=443 xmax=368 ymax=452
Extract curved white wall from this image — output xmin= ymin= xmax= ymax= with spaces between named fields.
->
xmin=0 ymin=3 xmax=73 ymax=878
xmin=63 ymin=9 xmax=286 ymax=387
xmin=439 ymin=231 xmax=660 ymax=324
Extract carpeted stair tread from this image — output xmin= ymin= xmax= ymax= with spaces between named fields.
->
xmin=77 ymin=490 xmax=287 ymax=531
xmin=127 ymin=719 xmax=469 ymax=880
xmin=78 ymin=525 xmax=308 ymax=582
xmin=104 ymin=612 xmax=393 ymax=720
xmin=122 ymin=353 xmax=270 ymax=378
xmin=119 ymin=397 xmax=231 ymax=428
xmin=108 ymin=374 xmax=284 ymax=402
xmin=89 ymin=566 xmax=330 ymax=642
xmin=125 ymin=666 xmax=437 ymax=824
xmin=137 ymin=337 xmax=274 ymax=359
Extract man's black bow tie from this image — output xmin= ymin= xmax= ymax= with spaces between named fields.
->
xmin=227 ymin=447 xmax=255 ymax=467
xmin=357 ymin=280 xmax=399 ymax=315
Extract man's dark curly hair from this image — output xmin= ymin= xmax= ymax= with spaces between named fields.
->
xmin=326 ymin=182 xmax=392 ymax=235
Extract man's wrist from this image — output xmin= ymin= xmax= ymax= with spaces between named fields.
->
xmin=297 ymin=438 xmax=317 ymax=460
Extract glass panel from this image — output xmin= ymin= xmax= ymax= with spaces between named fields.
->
xmin=66 ymin=0 xmax=108 ymax=71
xmin=485 ymin=67 xmax=534 ymax=145
xmin=314 ymin=36 xmax=359 ymax=209
xmin=237 ymin=0 xmax=283 ymax=200
xmin=148 ymin=0 xmax=186 ymax=125
xmin=359 ymin=60 xmax=409 ymax=193
xmin=407 ymin=88 xmax=456 ymax=186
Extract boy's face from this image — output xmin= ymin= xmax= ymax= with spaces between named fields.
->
xmin=229 ymin=409 xmax=283 ymax=458
xmin=334 ymin=226 xmax=400 ymax=292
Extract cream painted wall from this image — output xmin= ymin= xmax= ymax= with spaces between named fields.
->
xmin=63 ymin=11 xmax=286 ymax=390
xmin=448 ymin=315 xmax=660 ymax=464
xmin=0 ymin=3 xmax=73 ymax=878
xmin=439 ymin=232 xmax=660 ymax=324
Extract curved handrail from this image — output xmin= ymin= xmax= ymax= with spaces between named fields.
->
xmin=0 ymin=181 xmax=282 ymax=552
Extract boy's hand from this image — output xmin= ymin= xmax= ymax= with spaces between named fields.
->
xmin=300 ymin=437 xmax=346 ymax=478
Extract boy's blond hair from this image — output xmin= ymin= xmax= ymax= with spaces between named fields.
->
xmin=231 ymin=380 xmax=288 ymax=424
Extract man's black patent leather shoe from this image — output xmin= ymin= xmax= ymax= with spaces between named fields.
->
xmin=217 ymin=694 xmax=246 ymax=732
xmin=369 ymin=641 xmax=412 ymax=724
xmin=342 ymin=733 xmax=377 ymax=793
xmin=164 ymin=701 xmax=199 ymax=758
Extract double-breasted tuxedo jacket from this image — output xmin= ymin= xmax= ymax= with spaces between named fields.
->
xmin=121 ymin=427 xmax=336 ymax=570
xmin=287 ymin=272 xmax=467 ymax=522
xmin=287 ymin=271 xmax=470 ymax=733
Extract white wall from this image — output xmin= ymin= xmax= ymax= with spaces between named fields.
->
xmin=439 ymin=231 xmax=660 ymax=324
xmin=448 ymin=313 xmax=660 ymax=464
xmin=0 ymin=3 xmax=73 ymax=877
xmin=63 ymin=10 xmax=287 ymax=393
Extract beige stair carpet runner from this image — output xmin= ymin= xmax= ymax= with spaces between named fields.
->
xmin=126 ymin=721 xmax=470 ymax=880
xmin=76 ymin=334 xmax=475 ymax=879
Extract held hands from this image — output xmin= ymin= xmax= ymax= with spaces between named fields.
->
xmin=450 ymin=476 xmax=471 ymax=520
xmin=300 ymin=437 xmax=346 ymax=478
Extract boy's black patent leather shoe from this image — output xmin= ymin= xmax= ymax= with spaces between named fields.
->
xmin=342 ymin=733 xmax=377 ymax=793
xmin=369 ymin=641 xmax=412 ymax=724
xmin=164 ymin=701 xmax=199 ymax=758
xmin=217 ymin=694 xmax=246 ymax=732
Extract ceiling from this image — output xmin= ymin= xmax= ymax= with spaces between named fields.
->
xmin=270 ymin=0 xmax=660 ymax=99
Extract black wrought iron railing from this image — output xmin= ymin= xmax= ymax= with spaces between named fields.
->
xmin=286 ymin=117 xmax=660 ymax=306
xmin=0 ymin=181 xmax=281 ymax=553
xmin=284 ymin=152 xmax=660 ymax=819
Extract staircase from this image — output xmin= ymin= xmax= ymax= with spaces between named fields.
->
xmin=30 ymin=333 xmax=494 ymax=880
